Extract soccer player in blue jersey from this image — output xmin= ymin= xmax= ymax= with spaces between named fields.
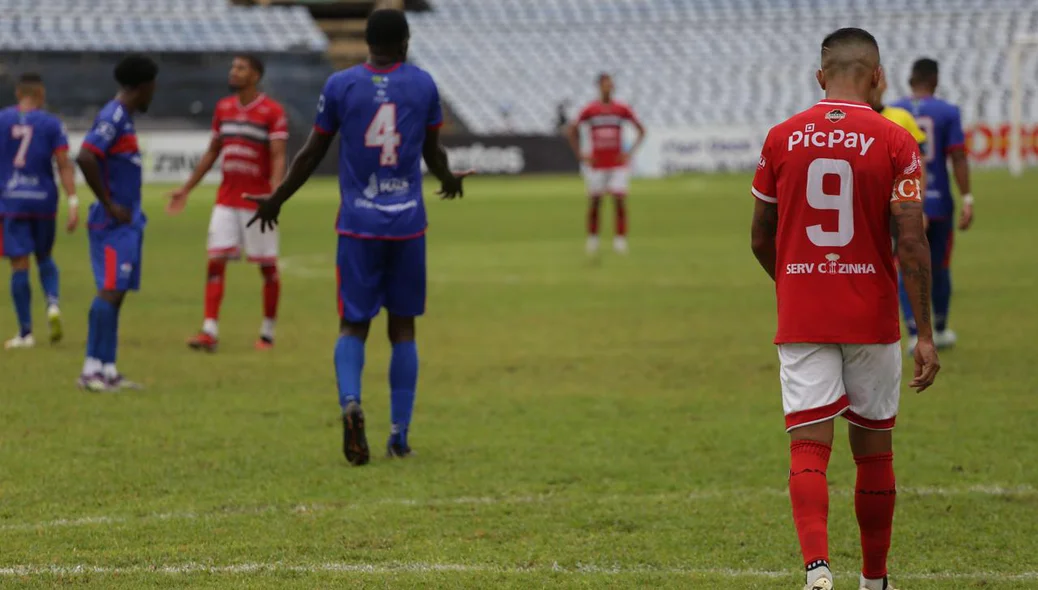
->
xmin=75 ymin=55 xmax=158 ymax=392
xmin=247 ymin=9 xmax=470 ymax=465
xmin=0 ymin=73 xmax=80 ymax=349
xmin=892 ymin=58 xmax=974 ymax=352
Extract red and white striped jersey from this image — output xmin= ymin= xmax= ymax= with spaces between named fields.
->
xmin=212 ymin=94 xmax=288 ymax=210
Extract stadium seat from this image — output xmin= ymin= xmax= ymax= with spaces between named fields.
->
xmin=407 ymin=0 xmax=1038 ymax=133
xmin=0 ymin=0 xmax=327 ymax=53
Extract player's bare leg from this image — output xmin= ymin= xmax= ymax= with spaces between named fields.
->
xmin=849 ymin=425 xmax=897 ymax=590
xmin=5 ymin=255 xmax=35 ymax=349
xmin=256 ymin=263 xmax=279 ymax=349
xmin=612 ymin=193 xmax=628 ymax=254
xmin=789 ymin=420 xmax=835 ymax=590
xmin=338 ymin=318 xmax=371 ymax=466
xmin=586 ymin=195 xmax=602 ymax=255
xmin=188 ymin=258 xmax=227 ymax=352
xmin=386 ymin=314 xmax=417 ymax=458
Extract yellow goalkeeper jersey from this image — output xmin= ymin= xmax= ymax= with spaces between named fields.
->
xmin=880 ymin=105 xmax=927 ymax=145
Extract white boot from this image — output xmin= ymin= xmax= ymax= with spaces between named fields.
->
xmin=613 ymin=236 xmax=629 ymax=254
xmin=585 ymin=235 xmax=600 ymax=256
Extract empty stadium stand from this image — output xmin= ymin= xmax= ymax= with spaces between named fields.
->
xmin=407 ymin=0 xmax=1038 ymax=134
xmin=0 ymin=0 xmax=333 ymax=137
xmin=0 ymin=0 xmax=327 ymax=53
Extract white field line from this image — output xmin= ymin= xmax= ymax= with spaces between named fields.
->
xmin=0 ymin=561 xmax=1036 ymax=581
xmin=0 ymin=485 xmax=1032 ymax=534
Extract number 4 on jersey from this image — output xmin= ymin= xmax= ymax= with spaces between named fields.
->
xmin=365 ymin=103 xmax=401 ymax=167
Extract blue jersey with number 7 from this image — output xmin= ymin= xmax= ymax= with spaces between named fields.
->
xmin=315 ymin=62 xmax=443 ymax=239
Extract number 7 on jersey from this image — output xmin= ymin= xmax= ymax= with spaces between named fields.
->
xmin=365 ymin=103 xmax=401 ymax=167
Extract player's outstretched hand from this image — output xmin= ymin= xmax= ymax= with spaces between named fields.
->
xmin=166 ymin=186 xmax=190 ymax=215
xmin=105 ymin=202 xmax=133 ymax=225
xmin=911 ymin=337 xmax=940 ymax=392
xmin=245 ymin=193 xmax=281 ymax=233
xmin=65 ymin=207 xmax=79 ymax=234
xmin=958 ymin=202 xmax=975 ymax=231
xmin=437 ymin=170 xmax=476 ymax=200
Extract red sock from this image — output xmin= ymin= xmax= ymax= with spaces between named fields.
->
xmin=855 ymin=452 xmax=896 ymax=579
xmin=789 ymin=440 xmax=832 ymax=569
xmin=614 ymin=197 xmax=627 ymax=236
xmin=261 ymin=264 xmax=280 ymax=320
xmin=204 ymin=259 xmax=227 ymax=323
xmin=587 ymin=196 xmax=602 ymax=235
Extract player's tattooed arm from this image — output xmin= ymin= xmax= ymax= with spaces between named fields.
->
xmin=750 ymin=199 xmax=779 ymax=281
xmin=894 ymin=197 xmax=941 ymax=391
xmin=892 ymin=200 xmax=933 ymax=336
xmin=423 ymin=127 xmax=469 ymax=199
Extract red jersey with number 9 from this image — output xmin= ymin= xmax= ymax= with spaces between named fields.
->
xmin=751 ymin=100 xmax=923 ymax=345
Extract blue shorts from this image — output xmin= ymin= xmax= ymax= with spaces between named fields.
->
xmin=2 ymin=217 xmax=56 ymax=259
xmin=89 ymin=225 xmax=144 ymax=292
xmin=336 ymin=235 xmax=426 ymax=322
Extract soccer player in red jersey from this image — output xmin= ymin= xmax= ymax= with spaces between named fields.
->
xmin=750 ymin=29 xmax=941 ymax=590
xmin=167 ymin=55 xmax=288 ymax=351
xmin=566 ymin=73 xmax=644 ymax=255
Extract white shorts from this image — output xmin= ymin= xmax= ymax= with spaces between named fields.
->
xmin=778 ymin=342 xmax=902 ymax=432
xmin=207 ymin=204 xmax=279 ymax=264
xmin=583 ymin=166 xmax=629 ymax=197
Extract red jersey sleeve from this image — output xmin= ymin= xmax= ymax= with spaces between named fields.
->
xmin=890 ymin=128 xmax=924 ymax=203
xmin=269 ymin=103 xmax=288 ymax=141
xmin=577 ymin=104 xmax=594 ymax=123
xmin=751 ymin=131 xmax=777 ymax=203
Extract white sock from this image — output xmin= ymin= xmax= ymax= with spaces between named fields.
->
xmin=47 ymin=303 xmax=60 ymax=315
xmin=260 ymin=318 xmax=276 ymax=340
xmin=82 ymin=357 xmax=102 ymax=376
xmin=202 ymin=318 xmax=219 ymax=337
xmin=102 ymin=363 xmax=118 ymax=379
xmin=806 ymin=564 xmax=833 ymax=587
xmin=860 ymin=574 xmax=886 ymax=590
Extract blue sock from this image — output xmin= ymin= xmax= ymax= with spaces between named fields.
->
xmin=112 ymin=303 xmax=120 ymax=365
xmin=334 ymin=335 xmax=365 ymax=410
xmin=897 ymin=273 xmax=917 ymax=336
xmin=933 ymin=267 xmax=951 ymax=332
xmin=36 ymin=257 xmax=59 ymax=307
xmin=11 ymin=269 xmax=32 ymax=337
xmin=389 ymin=341 xmax=418 ymax=445
xmin=90 ymin=297 xmax=118 ymax=364
xmin=86 ymin=297 xmax=103 ymax=363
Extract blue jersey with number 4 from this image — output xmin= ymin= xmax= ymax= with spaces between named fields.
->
xmin=315 ymin=62 xmax=443 ymax=239
xmin=891 ymin=96 xmax=965 ymax=220
xmin=0 ymin=107 xmax=68 ymax=218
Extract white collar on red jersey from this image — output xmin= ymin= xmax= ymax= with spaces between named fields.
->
xmin=816 ymin=99 xmax=872 ymax=110
xmin=237 ymin=93 xmax=267 ymax=111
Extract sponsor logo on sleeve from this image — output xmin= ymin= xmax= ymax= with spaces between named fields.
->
xmin=96 ymin=121 xmax=117 ymax=141
xmin=892 ymin=175 xmax=921 ymax=202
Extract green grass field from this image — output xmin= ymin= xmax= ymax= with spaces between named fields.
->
xmin=1 ymin=171 xmax=1036 ymax=589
